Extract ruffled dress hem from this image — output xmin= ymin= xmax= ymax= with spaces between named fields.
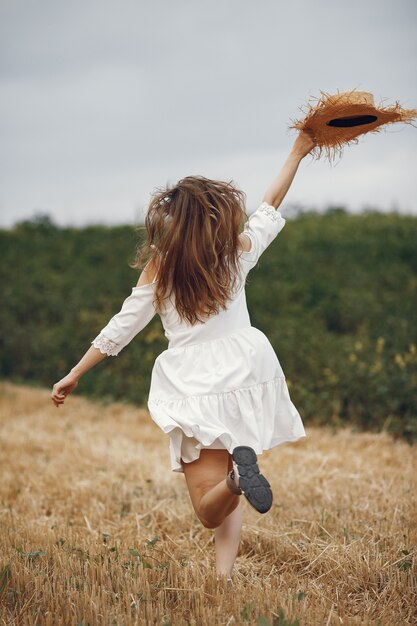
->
xmin=148 ymin=375 xmax=307 ymax=473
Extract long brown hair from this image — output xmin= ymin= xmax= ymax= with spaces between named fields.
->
xmin=132 ymin=176 xmax=248 ymax=325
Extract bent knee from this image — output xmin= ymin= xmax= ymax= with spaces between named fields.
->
xmin=196 ymin=511 xmax=222 ymax=529
xmin=199 ymin=516 xmax=221 ymax=530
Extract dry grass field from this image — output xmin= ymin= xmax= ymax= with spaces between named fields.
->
xmin=0 ymin=381 xmax=416 ymax=626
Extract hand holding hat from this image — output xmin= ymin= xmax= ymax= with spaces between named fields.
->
xmin=292 ymin=129 xmax=316 ymax=158
xmin=290 ymin=89 xmax=417 ymax=162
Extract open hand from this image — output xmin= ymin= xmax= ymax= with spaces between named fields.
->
xmin=51 ymin=372 xmax=79 ymax=407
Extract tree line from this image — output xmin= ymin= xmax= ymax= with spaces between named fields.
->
xmin=1 ymin=208 xmax=416 ymax=442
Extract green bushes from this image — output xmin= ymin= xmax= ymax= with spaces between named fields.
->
xmin=1 ymin=210 xmax=416 ymax=441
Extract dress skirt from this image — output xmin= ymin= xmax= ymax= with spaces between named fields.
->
xmin=147 ymin=326 xmax=306 ymax=473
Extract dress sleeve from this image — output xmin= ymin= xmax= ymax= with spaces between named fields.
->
xmin=239 ymin=201 xmax=286 ymax=270
xmin=91 ymin=283 xmax=157 ymax=356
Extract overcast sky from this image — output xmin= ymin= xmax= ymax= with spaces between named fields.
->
xmin=1 ymin=0 xmax=416 ymax=227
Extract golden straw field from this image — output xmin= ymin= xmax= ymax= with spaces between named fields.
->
xmin=0 ymin=382 xmax=416 ymax=626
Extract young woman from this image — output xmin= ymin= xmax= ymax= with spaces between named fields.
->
xmin=51 ymin=130 xmax=315 ymax=585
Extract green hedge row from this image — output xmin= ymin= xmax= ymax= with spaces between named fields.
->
xmin=1 ymin=209 xmax=416 ymax=442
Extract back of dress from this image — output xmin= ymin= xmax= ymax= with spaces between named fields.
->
xmin=91 ymin=201 xmax=306 ymax=473
xmin=149 ymin=202 xmax=306 ymax=473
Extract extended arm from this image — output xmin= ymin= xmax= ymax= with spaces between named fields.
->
xmin=51 ymin=267 xmax=157 ymax=408
xmin=262 ymin=130 xmax=315 ymax=209
xmin=51 ymin=346 xmax=106 ymax=407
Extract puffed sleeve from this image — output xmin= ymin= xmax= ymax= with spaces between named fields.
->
xmin=239 ymin=201 xmax=286 ymax=271
xmin=91 ymin=283 xmax=157 ymax=356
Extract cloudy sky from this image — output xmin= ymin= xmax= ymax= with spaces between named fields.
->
xmin=1 ymin=0 xmax=416 ymax=227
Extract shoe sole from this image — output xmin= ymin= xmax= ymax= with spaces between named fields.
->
xmin=232 ymin=446 xmax=273 ymax=514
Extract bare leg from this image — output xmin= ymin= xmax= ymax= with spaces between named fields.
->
xmin=199 ymin=478 xmax=240 ymax=525
xmin=214 ymin=499 xmax=243 ymax=576
xmin=181 ymin=449 xmax=241 ymax=529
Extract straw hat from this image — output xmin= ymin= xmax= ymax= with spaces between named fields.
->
xmin=290 ymin=89 xmax=417 ymax=161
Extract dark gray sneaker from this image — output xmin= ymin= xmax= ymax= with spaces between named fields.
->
xmin=232 ymin=446 xmax=273 ymax=514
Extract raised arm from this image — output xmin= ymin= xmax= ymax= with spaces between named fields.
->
xmin=238 ymin=130 xmax=316 ymax=269
xmin=262 ymin=130 xmax=315 ymax=209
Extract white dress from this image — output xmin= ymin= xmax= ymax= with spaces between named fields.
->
xmin=92 ymin=202 xmax=306 ymax=472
